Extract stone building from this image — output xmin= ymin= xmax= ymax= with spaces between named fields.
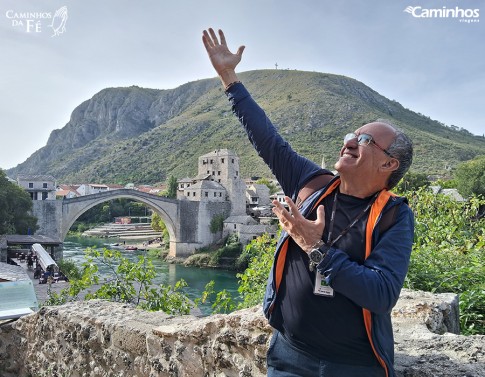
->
xmin=16 ymin=175 xmax=56 ymax=201
xmin=198 ymin=149 xmax=246 ymax=216
xmin=178 ymin=149 xmax=246 ymax=216
xmin=177 ymin=149 xmax=275 ymax=246
xmin=181 ymin=180 xmax=226 ymax=202
xmin=246 ymin=183 xmax=271 ymax=208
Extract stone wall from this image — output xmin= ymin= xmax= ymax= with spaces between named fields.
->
xmin=32 ymin=200 xmax=63 ymax=240
xmin=0 ymin=289 xmax=483 ymax=377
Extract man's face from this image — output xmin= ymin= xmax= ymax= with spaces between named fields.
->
xmin=334 ymin=122 xmax=396 ymax=179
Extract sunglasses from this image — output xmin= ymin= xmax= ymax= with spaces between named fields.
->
xmin=344 ymin=133 xmax=395 ymax=158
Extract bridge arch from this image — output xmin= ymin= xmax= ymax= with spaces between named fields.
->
xmin=61 ymin=190 xmax=179 ymax=251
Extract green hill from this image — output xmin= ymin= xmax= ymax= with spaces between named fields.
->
xmin=7 ymin=70 xmax=485 ymax=184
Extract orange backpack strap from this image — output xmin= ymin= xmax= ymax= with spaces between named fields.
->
xmin=365 ymin=190 xmax=393 ymax=259
xmin=362 ymin=189 xmax=397 ymax=377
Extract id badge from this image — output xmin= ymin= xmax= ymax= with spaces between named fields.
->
xmin=314 ymin=272 xmax=334 ymax=297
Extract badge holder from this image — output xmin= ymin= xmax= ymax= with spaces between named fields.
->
xmin=313 ymin=272 xmax=334 ymax=297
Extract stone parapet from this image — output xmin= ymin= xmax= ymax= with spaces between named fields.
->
xmin=0 ymin=289 xmax=483 ymax=377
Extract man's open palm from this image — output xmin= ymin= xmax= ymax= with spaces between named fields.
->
xmin=202 ymin=28 xmax=245 ymax=75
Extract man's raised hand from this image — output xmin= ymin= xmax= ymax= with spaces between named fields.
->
xmin=202 ymin=28 xmax=245 ymax=87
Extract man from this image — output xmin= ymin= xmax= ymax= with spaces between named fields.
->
xmin=202 ymin=28 xmax=414 ymax=377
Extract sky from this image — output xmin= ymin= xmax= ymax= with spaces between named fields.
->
xmin=1 ymin=0 xmax=484 ymax=170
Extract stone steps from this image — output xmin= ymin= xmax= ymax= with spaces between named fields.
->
xmin=82 ymin=223 xmax=162 ymax=239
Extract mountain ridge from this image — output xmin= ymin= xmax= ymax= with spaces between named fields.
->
xmin=6 ymin=70 xmax=485 ymax=184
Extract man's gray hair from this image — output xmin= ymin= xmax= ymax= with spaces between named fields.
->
xmin=376 ymin=119 xmax=413 ymax=189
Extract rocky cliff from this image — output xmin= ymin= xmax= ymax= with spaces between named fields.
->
xmin=7 ymin=70 xmax=485 ymax=183
xmin=0 ymin=289 xmax=483 ymax=377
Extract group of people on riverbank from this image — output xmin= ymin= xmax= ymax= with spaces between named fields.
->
xmin=13 ymin=251 xmax=67 ymax=284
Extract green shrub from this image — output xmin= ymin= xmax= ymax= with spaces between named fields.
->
xmin=209 ymin=242 xmax=242 ymax=265
xmin=210 ymin=214 xmax=225 ymax=233
xmin=45 ymin=247 xmax=194 ymax=315
xmin=405 ymin=189 xmax=485 ymax=334
xmin=237 ymin=233 xmax=276 ymax=308
xmin=57 ymin=258 xmax=82 ymax=280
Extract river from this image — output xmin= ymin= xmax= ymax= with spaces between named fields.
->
xmin=63 ymin=235 xmax=241 ymax=315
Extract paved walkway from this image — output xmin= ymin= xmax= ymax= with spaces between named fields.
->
xmin=11 ymin=258 xmax=68 ymax=304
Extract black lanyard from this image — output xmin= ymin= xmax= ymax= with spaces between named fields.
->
xmin=325 ymin=191 xmax=379 ymax=248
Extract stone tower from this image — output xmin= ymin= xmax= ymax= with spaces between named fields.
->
xmin=198 ymin=149 xmax=246 ymax=215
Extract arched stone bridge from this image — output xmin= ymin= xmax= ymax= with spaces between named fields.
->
xmin=32 ymin=189 xmax=230 ymax=257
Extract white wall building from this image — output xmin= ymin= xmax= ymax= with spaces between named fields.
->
xmin=17 ymin=175 xmax=56 ymax=201
xmin=76 ymin=184 xmax=109 ymax=196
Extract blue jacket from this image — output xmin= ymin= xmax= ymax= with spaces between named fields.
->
xmin=227 ymin=83 xmax=414 ymax=377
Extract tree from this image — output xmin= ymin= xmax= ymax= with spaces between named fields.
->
xmin=455 ymin=155 xmax=485 ymax=197
xmin=165 ymin=175 xmax=178 ymax=199
xmin=209 ymin=214 xmax=225 ymax=234
xmin=45 ymin=247 xmax=194 ymax=315
xmin=151 ymin=212 xmax=169 ymax=244
xmin=255 ymin=178 xmax=279 ymax=194
xmin=395 ymin=171 xmax=429 ymax=193
xmin=0 ymin=170 xmax=38 ymax=234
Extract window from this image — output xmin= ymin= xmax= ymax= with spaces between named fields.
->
xmin=234 ymin=224 xmax=237 ymax=229
xmin=217 ymin=171 xmax=221 ymax=176
xmin=221 ymin=158 xmax=225 ymax=163
xmin=210 ymin=159 xmax=213 ymax=164
xmin=207 ymin=170 xmax=210 ymax=174
xmin=187 ymin=192 xmax=190 ymax=196
xmin=192 ymin=192 xmax=196 ymax=197
xmin=218 ymin=179 xmax=221 ymax=183
xmin=205 ymin=192 xmax=208 ymax=197
xmin=214 ymin=192 xmax=217 ymax=197
xmin=42 ymin=192 xmax=48 ymax=200
xmin=232 ymin=158 xmax=234 ymax=163
xmin=28 ymin=183 xmax=33 ymax=188
xmin=42 ymin=183 xmax=48 ymax=188
xmin=212 ymin=171 xmax=215 ymax=175
xmin=236 ymin=171 xmax=238 ymax=176
xmin=219 ymin=192 xmax=222 ymax=197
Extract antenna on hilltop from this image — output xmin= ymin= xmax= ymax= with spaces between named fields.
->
xmin=275 ymin=63 xmax=278 ymax=70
